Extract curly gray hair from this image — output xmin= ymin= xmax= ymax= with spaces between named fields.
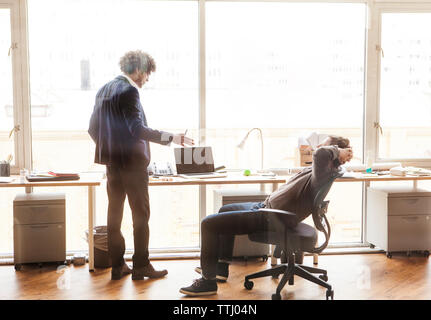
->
xmin=119 ymin=50 xmax=156 ymax=75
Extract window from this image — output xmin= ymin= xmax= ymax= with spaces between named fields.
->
xmin=0 ymin=1 xmax=30 ymax=254
xmin=378 ymin=12 xmax=431 ymax=160
xmin=0 ymin=8 xmax=15 ymax=168
xmin=5 ymin=0 xmax=431 ymax=256
xmin=206 ymin=2 xmax=366 ymax=244
xmin=28 ymin=0 xmax=199 ymax=251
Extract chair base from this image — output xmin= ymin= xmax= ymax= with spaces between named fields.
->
xmin=244 ymin=260 xmax=333 ymax=300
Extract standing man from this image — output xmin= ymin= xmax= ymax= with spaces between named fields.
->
xmin=88 ymin=50 xmax=193 ymax=280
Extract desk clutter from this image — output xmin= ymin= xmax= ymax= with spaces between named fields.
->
xmin=390 ymin=166 xmax=431 ymax=177
xmin=334 ymin=162 xmax=431 ymax=178
xmin=26 ymin=171 xmax=80 ymax=182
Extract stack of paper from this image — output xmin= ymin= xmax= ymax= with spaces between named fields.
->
xmin=390 ymin=166 xmax=431 ymax=177
xmin=0 ymin=177 xmax=15 ymax=183
xmin=405 ymin=167 xmax=431 ymax=176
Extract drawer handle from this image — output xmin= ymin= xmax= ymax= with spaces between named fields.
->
xmin=402 ymin=199 xmax=420 ymax=204
xmin=401 ymin=216 xmax=419 ymax=221
xmin=30 ymin=225 xmax=49 ymax=229
xmin=30 ymin=206 xmax=50 ymax=212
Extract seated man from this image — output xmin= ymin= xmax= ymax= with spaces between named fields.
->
xmin=180 ymin=135 xmax=353 ymax=296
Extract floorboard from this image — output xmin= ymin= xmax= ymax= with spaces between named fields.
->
xmin=1 ymin=252 xmax=430 ymax=300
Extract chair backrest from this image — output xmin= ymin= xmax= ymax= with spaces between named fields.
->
xmin=310 ymin=168 xmax=345 ymax=253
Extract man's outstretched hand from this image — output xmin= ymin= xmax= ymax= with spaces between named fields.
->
xmin=173 ymin=133 xmax=194 ymax=147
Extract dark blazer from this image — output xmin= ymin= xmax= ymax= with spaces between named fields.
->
xmin=88 ymin=76 xmax=173 ymax=168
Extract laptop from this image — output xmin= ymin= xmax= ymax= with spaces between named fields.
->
xmin=174 ymin=147 xmax=227 ymax=179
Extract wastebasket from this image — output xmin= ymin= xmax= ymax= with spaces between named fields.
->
xmin=85 ymin=226 xmax=111 ymax=268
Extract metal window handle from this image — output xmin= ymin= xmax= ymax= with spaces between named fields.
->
xmin=376 ymin=44 xmax=384 ymax=58
xmin=9 ymin=125 xmax=20 ymax=138
xmin=373 ymin=122 xmax=383 ymax=135
xmin=8 ymin=42 xmax=18 ymax=56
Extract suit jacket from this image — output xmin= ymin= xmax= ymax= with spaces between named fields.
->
xmin=263 ymin=146 xmax=342 ymax=225
xmin=88 ymin=76 xmax=173 ymax=168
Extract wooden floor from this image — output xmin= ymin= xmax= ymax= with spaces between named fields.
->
xmin=1 ymin=252 xmax=431 ymax=300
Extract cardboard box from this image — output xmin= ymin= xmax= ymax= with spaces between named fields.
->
xmin=299 ymin=145 xmax=313 ymax=167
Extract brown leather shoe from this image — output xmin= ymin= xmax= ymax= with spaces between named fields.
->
xmin=111 ymin=263 xmax=132 ymax=280
xmin=132 ymin=263 xmax=168 ymax=280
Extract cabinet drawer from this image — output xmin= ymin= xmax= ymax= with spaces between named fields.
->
xmin=14 ymin=205 xmax=65 ymax=225
xmin=388 ymin=197 xmax=431 ymax=216
xmin=13 ymin=223 xmax=66 ymax=263
xmin=388 ymin=215 xmax=431 ymax=251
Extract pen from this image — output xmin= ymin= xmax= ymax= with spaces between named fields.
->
xmin=184 ymin=129 xmax=188 ymax=136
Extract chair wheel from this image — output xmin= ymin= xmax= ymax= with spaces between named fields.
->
xmin=272 ymin=293 xmax=281 ymax=300
xmin=244 ymin=280 xmax=254 ymax=290
xmin=262 ymin=255 xmax=268 ymax=262
xmin=14 ymin=264 xmax=21 ymax=271
xmin=424 ymin=251 xmax=430 ymax=258
xmin=326 ymin=289 xmax=334 ymax=300
xmin=319 ymin=274 xmax=328 ymax=282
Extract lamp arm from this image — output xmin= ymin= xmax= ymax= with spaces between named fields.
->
xmin=238 ymin=127 xmax=264 ymax=171
xmin=255 ymin=128 xmax=264 ymax=170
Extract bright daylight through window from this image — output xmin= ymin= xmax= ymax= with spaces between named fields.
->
xmin=0 ymin=1 xmax=370 ymax=255
xmin=379 ymin=13 xmax=431 ymax=160
xmin=206 ymin=2 xmax=366 ymax=243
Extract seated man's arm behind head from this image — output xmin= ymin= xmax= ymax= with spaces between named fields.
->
xmin=312 ymin=146 xmax=340 ymax=181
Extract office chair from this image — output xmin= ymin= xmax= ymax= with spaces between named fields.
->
xmin=243 ymin=171 xmax=343 ymax=300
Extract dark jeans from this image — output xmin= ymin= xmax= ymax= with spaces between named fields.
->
xmin=106 ymin=165 xmax=150 ymax=268
xmin=200 ymin=202 xmax=267 ymax=280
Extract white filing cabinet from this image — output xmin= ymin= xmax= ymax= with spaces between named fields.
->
xmin=13 ymin=193 xmax=66 ymax=270
xmin=366 ymin=186 xmax=431 ymax=258
xmin=213 ymin=190 xmax=270 ymax=260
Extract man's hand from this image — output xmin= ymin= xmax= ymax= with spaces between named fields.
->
xmin=173 ymin=133 xmax=194 ymax=146
xmin=339 ymin=148 xmax=353 ymax=164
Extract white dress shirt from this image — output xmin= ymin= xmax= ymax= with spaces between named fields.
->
xmin=122 ymin=73 xmax=140 ymax=90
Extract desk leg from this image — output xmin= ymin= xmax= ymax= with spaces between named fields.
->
xmin=88 ymin=186 xmax=96 ymax=272
xmin=363 ymin=180 xmax=370 ymax=247
xmin=270 ymin=183 xmax=279 ymax=266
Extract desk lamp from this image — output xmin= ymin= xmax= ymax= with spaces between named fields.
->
xmin=237 ymin=128 xmax=265 ymax=173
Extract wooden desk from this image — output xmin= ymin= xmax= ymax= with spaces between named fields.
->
xmin=1 ymin=173 xmax=285 ymax=272
xmin=149 ymin=174 xmax=286 ymax=187
xmin=149 ymin=174 xmax=286 ymax=226
xmin=336 ymin=173 xmax=431 ymax=186
xmin=149 ymin=174 xmax=286 ymax=266
xmin=0 ymin=173 xmax=103 ymax=272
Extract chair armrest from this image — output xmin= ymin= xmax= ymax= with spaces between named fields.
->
xmin=258 ymin=208 xmax=296 ymax=216
xmin=258 ymin=208 xmax=297 ymax=229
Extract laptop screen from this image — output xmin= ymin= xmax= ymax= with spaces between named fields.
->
xmin=174 ymin=147 xmax=215 ymax=174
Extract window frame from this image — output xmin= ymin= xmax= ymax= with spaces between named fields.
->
xmin=1 ymin=0 xmax=32 ymax=175
xmin=366 ymin=1 xmax=431 ymax=168
xmin=9 ymin=0 xmax=431 ymax=254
